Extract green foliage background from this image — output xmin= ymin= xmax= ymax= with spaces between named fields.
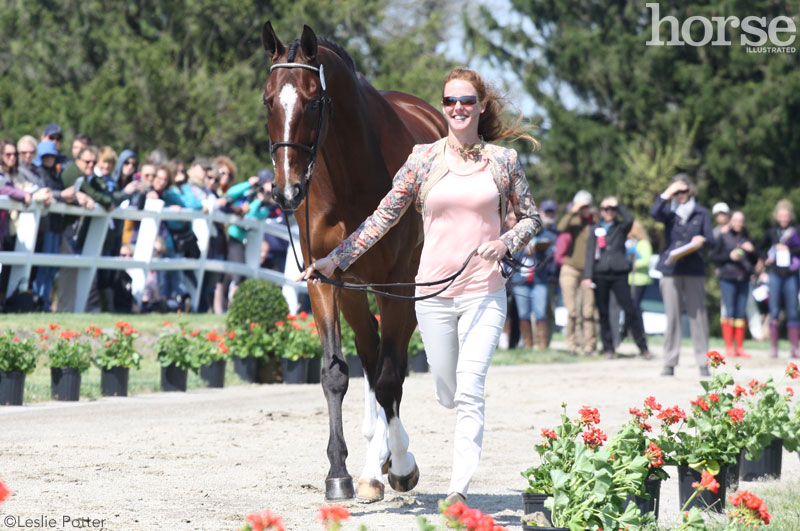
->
xmin=0 ymin=0 xmax=455 ymax=176
xmin=1 ymin=0 xmax=798 ymax=241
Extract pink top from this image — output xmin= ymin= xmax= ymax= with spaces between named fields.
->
xmin=416 ymin=164 xmax=504 ymax=297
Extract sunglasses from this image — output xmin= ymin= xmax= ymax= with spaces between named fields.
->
xmin=124 ymin=160 xmax=137 ymax=166
xmin=442 ymin=95 xmax=478 ymax=107
xmin=600 ymin=206 xmax=618 ymax=211
xmin=80 ymin=158 xmax=97 ymax=165
xmin=674 ymin=189 xmax=689 ymax=195
xmin=3 ymin=152 xmax=17 ymax=157
xmin=48 ymin=134 xmax=63 ymax=141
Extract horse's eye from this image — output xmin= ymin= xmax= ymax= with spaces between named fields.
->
xmin=308 ymin=99 xmax=320 ymax=109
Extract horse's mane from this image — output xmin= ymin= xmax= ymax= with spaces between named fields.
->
xmin=287 ymin=36 xmax=356 ymax=74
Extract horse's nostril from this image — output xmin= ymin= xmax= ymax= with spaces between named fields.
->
xmin=291 ymin=183 xmax=303 ymax=200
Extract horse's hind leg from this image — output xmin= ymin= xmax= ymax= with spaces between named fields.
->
xmin=339 ymin=290 xmax=388 ymax=501
xmin=374 ymin=296 xmax=420 ymax=493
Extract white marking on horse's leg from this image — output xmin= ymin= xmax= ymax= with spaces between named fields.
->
xmin=387 ymin=405 xmax=415 ymax=477
xmin=278 ymin=83 xmax=298 ymax=198
xmin=359 ymin=379 xmax=389 ymax=482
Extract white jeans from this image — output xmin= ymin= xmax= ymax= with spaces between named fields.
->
xmin=415 ymin=288 xmax=507 ymax=495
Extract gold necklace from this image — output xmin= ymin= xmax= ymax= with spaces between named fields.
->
xmin=447 ymin=140 xmax=485 ymax=163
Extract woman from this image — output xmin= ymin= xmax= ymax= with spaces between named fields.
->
xmin=649 ymin=174 xmax=714 ymax=377
xmin=300 ymin=68 xmax=542 ymax=501
xmin=711 ymin=210 xmax=757 ymax=358
xmin=622 ymin=220 xmax=653 ymax=340
xmin=1 ymin=139 xmax=20 ymax=181
xmin=758 ymin=199 xmax=800 ymax=359
xmin=583 ymin=197 xmax=650 ymax=359
xmin=214 ymin=156 xmax=236 ymax=194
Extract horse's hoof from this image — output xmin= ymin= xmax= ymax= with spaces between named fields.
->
xmin=387 ymin=463 xmax=420 ymax=492
xmin=356 ymin=478 xmax=385 ymax=502
xmin=325 ymin=476 xmax=355 ymax=500
xmin=381 ymin=457 xmax=390 ymax=475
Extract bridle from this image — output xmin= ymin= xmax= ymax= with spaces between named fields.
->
xmin=268 ymin=62 xmax=331 ymax=197
xmin=267 ymin=61 xmax=510 ymax=301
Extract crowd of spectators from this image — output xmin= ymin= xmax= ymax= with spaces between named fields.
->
xmin=0 ymin=124 xmax=288 ymax=314
xmin=498 ymin=175 xmax=800 ymax=373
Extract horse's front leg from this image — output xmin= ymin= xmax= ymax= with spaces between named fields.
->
xmin=309 ymin=283 xmax=354 ymax=500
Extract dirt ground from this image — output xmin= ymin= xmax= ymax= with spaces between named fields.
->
xmin=2 ymin=344 xmax=798 ymax=531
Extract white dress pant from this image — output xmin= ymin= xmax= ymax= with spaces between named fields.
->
xmin=414 ymin=288 xmax=507 ymax=495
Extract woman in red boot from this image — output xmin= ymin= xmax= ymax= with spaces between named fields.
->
xmin=711 ymin=211 xmax=757 ymax=357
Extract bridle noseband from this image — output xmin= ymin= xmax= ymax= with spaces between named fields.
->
xmin=268 ymin=62 xmax=331 ymax=195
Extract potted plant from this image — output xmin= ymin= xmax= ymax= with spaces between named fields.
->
xmin=91 ymin=322 xmax=141 ymax=397
xmin=196 ymin=329 xmax=232 ymax=388
xmin=226 ymin=278 xmax=288 ymax=382
xmin=155 ymin=324 xmax=199 ymax=392
xmin=540 ymin=406 xmax=653 ymax=531
xmin=658 ymin=352 xmax=745 ymax=512
xmin=621 ymin=397 xmax=670 ymax=520
xmin=407 ymin=326 xmax=428 ymax=374
xmin=0 ymin=332 xmax=38 ymax=405
xmin=44 ymin=326 xmax=92 ymax=401
xmin=276 ymin=313 xmax=322 ymax=385
xmin=737 ymin=362 xmax=799 ymax=480
xmin=339 ymin=318 xmax=363 ymax=378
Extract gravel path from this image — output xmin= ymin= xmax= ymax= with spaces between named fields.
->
xmin=2 ymin=345 xmax=797 ymax=530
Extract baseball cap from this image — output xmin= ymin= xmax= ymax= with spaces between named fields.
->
xmin=712 ymin=202 xmax=730 ymax=215
xmin=541 ymin=199 xmax=557 ymax=213
xmin=257 ymin=168 xmax=275 ymax=183
xmin=42 ymin=123 xmax=63 ymax=138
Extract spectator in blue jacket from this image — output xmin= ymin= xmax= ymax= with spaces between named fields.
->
xmin=650 ymin=174 xmax=715 ymax=377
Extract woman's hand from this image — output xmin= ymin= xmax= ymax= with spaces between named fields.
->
xmin=741 ymin=241 xmax=755 ymax=253
xmin=476 ymin=240 xmax=507 ymax=262
xmin=297 ymin=256 xmax=336 ymax=284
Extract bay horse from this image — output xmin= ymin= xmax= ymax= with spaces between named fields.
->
xmin=260 ymin=22 xmax=447 ymax=501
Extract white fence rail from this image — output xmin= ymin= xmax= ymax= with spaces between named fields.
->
xmin=0 ymin=196 xmax=307 ymax=313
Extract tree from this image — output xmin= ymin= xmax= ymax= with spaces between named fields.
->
xmin=466 ymin=0 xmax=799 ymax=237
xmin=0 ymin=0 xmax=455 ymax=177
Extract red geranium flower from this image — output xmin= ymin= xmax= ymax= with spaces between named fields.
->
xmin=787 ymin=387 xmax=794 ymax=398
xmin=245 ymin=509 xmax=286 ymax=531
xmin=578 ymin=406 xmax=600 ymax=425
xmin=706 ymin=350 xmax=726 ymax=368
xmin=733 ymin=384 xmax=747 ymax=397
xmin=730 ymin=490 xmax=771 ymax=526
xmin=162 ymin=320 xmax=172 ymax=327
xmin=657 ymin=405 xmax=687 ymax=426
xmin=629 ymin=407 xmax=648 ymax=418
xmin=49 ymin=323 xmax=60 ymax=330
xmin=298 ymin=311 xmax=308 ymax=320
xmin=645 ymin=441 xmax=665 ymax=469
xmin=317 ymin=505 xmax=350 ymax=529
xmin=727 ymin=408 xmax=746 ymax=424
xmin=708 ymin=393 xmax=719 ymax=403
xmin=787 ymin=362 xmax=799 ymax=379
xmin=36 ymin=327 xmax=45 ymax=334
xmin=644 ymin=396 xmax=662 ymax=411
xmin=250 ymin=322 xmax=258 ymax=329
xmin=541 ymin=428 xmax=557 ymax=440
xmin=0 ymin=480 xmax=10 ymax=503
xmin=690 ymin=396 xmax=710 ymax=412
xmin=692 ymin=470 xmax=720 ymax=493
xmin=286 ymin=313 xmax=296 ymax=320
xmin=582 ymin=427 xmax=607 ymax=449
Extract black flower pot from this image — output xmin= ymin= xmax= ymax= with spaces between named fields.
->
xmin=282 ymin=358 xmax=308 ymax=384
xmin=741 ymin=439 xmax=783 ymax=481
xmin=726 ymin=455 xmax=741 ymax=492
xmin=409 ymin=350 xmax=429 ymax=373
xmin=234 ymin=355 xmax=259 ymax=383
xmin=0 ymin=371 xmax=26 ymax=406
xmin=51 ymin=367 xmax=81 ymax=401
xmin=346 ymin=354 xmax=363 ymax=378
xmin=160 ymin=364 xmax=188 ymax=392
xmin=256 ymin=357 xmax=282 ymax=384
xmin=521 ymin=492 xmax=552 ymax=523
xmin=200 ymin=360 xmax=226 ymax=388
xmin=625 ymin=477 xmax=661 ymax=520
xmin=522 ymin=525 xmax=567 ymax=531
xmin=306 ymin=356 xmax=321 ymax=384
xmin=100 ymin=366 xmax=130 ymax=397
xmin=677 ymin=465 xmax=728 ymax=513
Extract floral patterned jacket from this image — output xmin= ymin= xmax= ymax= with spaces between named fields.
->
xmin=330 ymin=137 xmax=542 ymax=271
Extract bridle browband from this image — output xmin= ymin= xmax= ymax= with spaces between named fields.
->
xmin=267 ymin=60 xmax=497 ymax=302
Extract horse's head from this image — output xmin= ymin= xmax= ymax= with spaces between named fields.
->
xmin=262 ymin=22 xmax=329 ymax=212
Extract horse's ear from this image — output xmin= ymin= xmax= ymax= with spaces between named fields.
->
xmin=300 ymin=24 xmax=318 ymax=61
xmin=262 ymin=21 xmax=285 ymax=61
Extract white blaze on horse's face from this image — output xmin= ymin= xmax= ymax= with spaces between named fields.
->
xmin=279 ymin=83 xmax=299 ymax=197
